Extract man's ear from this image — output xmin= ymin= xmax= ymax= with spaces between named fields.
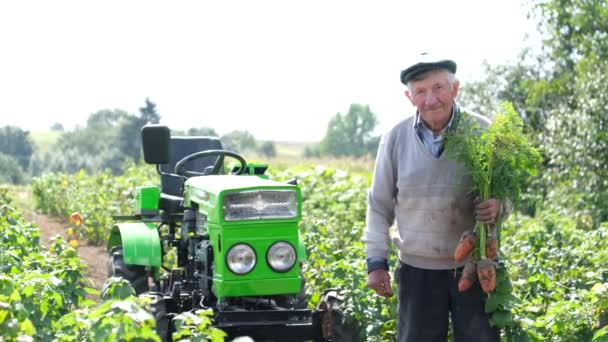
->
xmin=404 ymin=90 xmax=414 ymax=105
xmin=452 ymin=80 xmax=460 ymax=98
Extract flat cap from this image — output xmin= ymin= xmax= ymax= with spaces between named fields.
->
xmin=400 ymin=52 xmax=457 ymax=85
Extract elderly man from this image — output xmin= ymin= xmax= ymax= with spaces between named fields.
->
xmin=363 ymin=54 xmax=504 ymax=342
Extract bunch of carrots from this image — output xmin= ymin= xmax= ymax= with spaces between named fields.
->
xmin=445 ymin=102 xmax=542 ymax=295
xmin=454 ymin=225 xmax=497 ymax=293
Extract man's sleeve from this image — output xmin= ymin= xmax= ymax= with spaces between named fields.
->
xmin=499 ymin=199 xmax=513 ymax=220
xmin=363 ymin=132 xmax=397 ymax=264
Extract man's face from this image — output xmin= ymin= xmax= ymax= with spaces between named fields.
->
xmin=405 ymin=70 xmax=460 ymax=128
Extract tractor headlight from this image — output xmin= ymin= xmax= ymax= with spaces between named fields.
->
xmin=266 ymin=241 xmax=296 ymax=272
xmin=223 ymin=190 xmax=297 ymax=221
xmin=226 ymin=243 xmax=256 ymax=275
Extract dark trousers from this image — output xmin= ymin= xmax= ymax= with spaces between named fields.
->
xmin=396 ymin=262 xmax=499 ymax=342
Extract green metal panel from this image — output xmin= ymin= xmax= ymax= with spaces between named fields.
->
xmin=214 ymin=277 xmax=302 ymax=298
xmin=184 ymin=175 xmax=302 ymax=225
xmin=108 ymin=222 xmax=162 ymax=267
xmin=209 ymin=221 xmax=302 ymax=298
xmin=135 ymin=185 xmax=160 ymax=214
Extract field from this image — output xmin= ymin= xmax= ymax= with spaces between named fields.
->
xmin=2 ymin=155 xmax=608 ymax=341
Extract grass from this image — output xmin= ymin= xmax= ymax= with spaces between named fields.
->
xmin=29 ymin=131 xmax=62 ymax=154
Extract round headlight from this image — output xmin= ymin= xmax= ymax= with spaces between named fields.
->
xmin=226 ymin=243 xmax=256 ymax=275
xmin=267 ymin=241 xmax=296 ymax=272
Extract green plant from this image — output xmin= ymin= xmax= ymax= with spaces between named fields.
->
xmin=444 ymin=101 xmax=543 ymax=334
xmin=172 ymin=310 xmax=227 ymax=342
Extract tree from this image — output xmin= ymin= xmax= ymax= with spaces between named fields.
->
xmin=220 ymin=130 xmax=257 ymax=153
xmin=50 ymin=122 xmax=64 ymax=131
xmin=0 ymin=153 xmax=24 ymax=184
xmin=187 ymin=127 xmax=218 ymax=137
xmin=118 ymin=98 xmax=162 ymax=163
xmin=257 ymin=141 xmax=276 ymax=158
xmin=319 ymin=104 xmax=379 ymax=158
xmin=0 ymin=126 xmax=34 ymax=170
xmin=459 ymin=0 xmax=608 ymax=224
xmin=139 ymin=97 xmax=161 ymax=124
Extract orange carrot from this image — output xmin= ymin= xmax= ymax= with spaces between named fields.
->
xmin=454 ymin=230 xmax=476 ymax=263
xmin=486 ymin=236 xmax=498 ymax=260
xmin=458 ymin=261 xmax=477 ymax=292
xmin=477 ymin=258 xmax=496 ymax=294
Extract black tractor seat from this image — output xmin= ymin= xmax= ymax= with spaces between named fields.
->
xmin=159 ymin=193 xmax=184 ymax=213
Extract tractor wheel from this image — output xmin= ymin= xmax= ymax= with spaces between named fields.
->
xmin=317 ymin=289 xmax=357 ymax=342
xmin=140 ymin=292 xmax=171 ymax=342
xmin=108 ymin=246 xmax=149 ymax=295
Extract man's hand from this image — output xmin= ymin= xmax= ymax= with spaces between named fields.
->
xmin=367 ymin=269 xmax=394 ymax=298
xmin=474 ymin=197 xmax=500 ymax=225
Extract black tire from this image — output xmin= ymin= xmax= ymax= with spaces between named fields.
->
xmin=317 ymin=290 xmax=358 ymax=342
xmin=108 ymin=246 xmax=149 ymax=295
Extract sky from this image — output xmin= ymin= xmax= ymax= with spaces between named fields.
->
xmin=0 ymin=1 xmax=540 ymax=142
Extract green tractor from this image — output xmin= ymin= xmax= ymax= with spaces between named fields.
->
xmin=106 ymin=125 xmax=355 ymax=341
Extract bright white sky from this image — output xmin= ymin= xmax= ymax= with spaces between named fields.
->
xmin=0 ymin=1 xmax=539 ymax=142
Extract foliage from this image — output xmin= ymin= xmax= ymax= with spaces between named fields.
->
xmin=27 ymin=158 xmax=608 ymax=340
xmin=319 ymin=104 xmax=380 ymax=158
xmin=172 ymin=310 xmax=227 ymax=342
xmin=100 ymin=278 xmax=136 ymax=301
xmin=445 ymin=102 xmax=543 ymax=204
xmin=257 ymin=140 xmax=277 ymax=158
xmin=0 ymin=185 xmax=13 ymax=205
xmin=274 ymin=166 xmax=396 ymax=341
xmin=117 ymin=97 xmax=162 ymax=164
xmin=30 ymin=101 xmax=161 ymax=176
xmin=0 ymin=153 xmax=25 ymax=184
xmin=0 ymin=204 xmax=90 ymax=341
xmin=50 ymin=123 xmax=65 ymax=132
xmin=187 ymin=127 xmax=219 ymax=137
xmin=501 ymin=212 xmax=608 ymax=341
xmin=53 ymin=299 xmax=160 ymax=342
xmin=0 ymin=125 xmax=34 ymax=170
xmin=444 ymin=102 xmax=542 ymax=333
xmin=459 ymin=0 xmax=608 ymax=225
xmin=32 ymin=162 xmax=157 ymax=244
xmin=220 ymin=130 xmax=257 ymax=153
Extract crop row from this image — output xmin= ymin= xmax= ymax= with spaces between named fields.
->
xmin=0 ymin=189 xmax=224 ymax=341
xmin=29 ymin=165 xmax=608 ymax=341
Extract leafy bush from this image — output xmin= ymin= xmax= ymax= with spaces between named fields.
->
xmin=29 ymin=163 xmax=608 ymax=341
xmin=32 ymin=162 xmax=156 ymax=244
xmin=0 ymin=205 xmax=89 ymax=341
xmin=275 ymin=166 xmax=397 ymax=341
xmin=502 ymin=212 xmax=608 ymax=341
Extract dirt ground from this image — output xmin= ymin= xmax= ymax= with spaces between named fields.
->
xmin=13 ymin=187 xmax=108 ymax=300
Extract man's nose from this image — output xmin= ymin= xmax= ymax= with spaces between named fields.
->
xmin=423 ymin=93 xmax=438 ymax=106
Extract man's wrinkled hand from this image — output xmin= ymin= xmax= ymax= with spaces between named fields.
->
xmin=367 ymin=269 xmax=394 ymax=298
xmin=474 ymin=197 xmax=500 ymax=225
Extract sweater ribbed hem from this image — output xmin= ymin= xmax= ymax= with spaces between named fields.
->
xmin=399 ymin=253 xmax=467 ymax=270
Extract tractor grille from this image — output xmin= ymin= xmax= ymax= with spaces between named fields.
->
xmin=223 ymin=190 xmax=297 ymax=221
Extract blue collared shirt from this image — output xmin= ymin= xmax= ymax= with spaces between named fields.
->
xmin=414 ymin=105 xmax=457 ymax=158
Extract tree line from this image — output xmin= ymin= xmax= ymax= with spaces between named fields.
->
xmin=0 ymin=98 xmax=381 ymax=183
xmin=458 ymin=0 xmax=608 ymax=226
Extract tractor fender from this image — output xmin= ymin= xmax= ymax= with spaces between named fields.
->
xmin=108 ymin=222 xmax=162 ymax=267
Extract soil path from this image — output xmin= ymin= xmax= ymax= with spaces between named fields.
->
xmin=13 ymin=187 xmax=108 ymax=300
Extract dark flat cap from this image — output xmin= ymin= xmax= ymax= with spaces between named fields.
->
xmin=400 ymin=52 xmax=457 ymax=85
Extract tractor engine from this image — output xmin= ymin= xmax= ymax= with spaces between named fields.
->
xmin=182 ymin=209 xmax=213 ymax=298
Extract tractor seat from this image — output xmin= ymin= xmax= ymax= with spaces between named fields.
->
xmin=159 ymin=193 xmax=184 ymax=213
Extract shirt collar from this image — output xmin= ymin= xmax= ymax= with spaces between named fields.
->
xmin=414 ymin=103 xmax=458 ymax=137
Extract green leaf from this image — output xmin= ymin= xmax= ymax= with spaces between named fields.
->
xmin=594 ymin=326 xmax=608 ymax=342
xmin=490 ymin=310 xmax=513 ymax=328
